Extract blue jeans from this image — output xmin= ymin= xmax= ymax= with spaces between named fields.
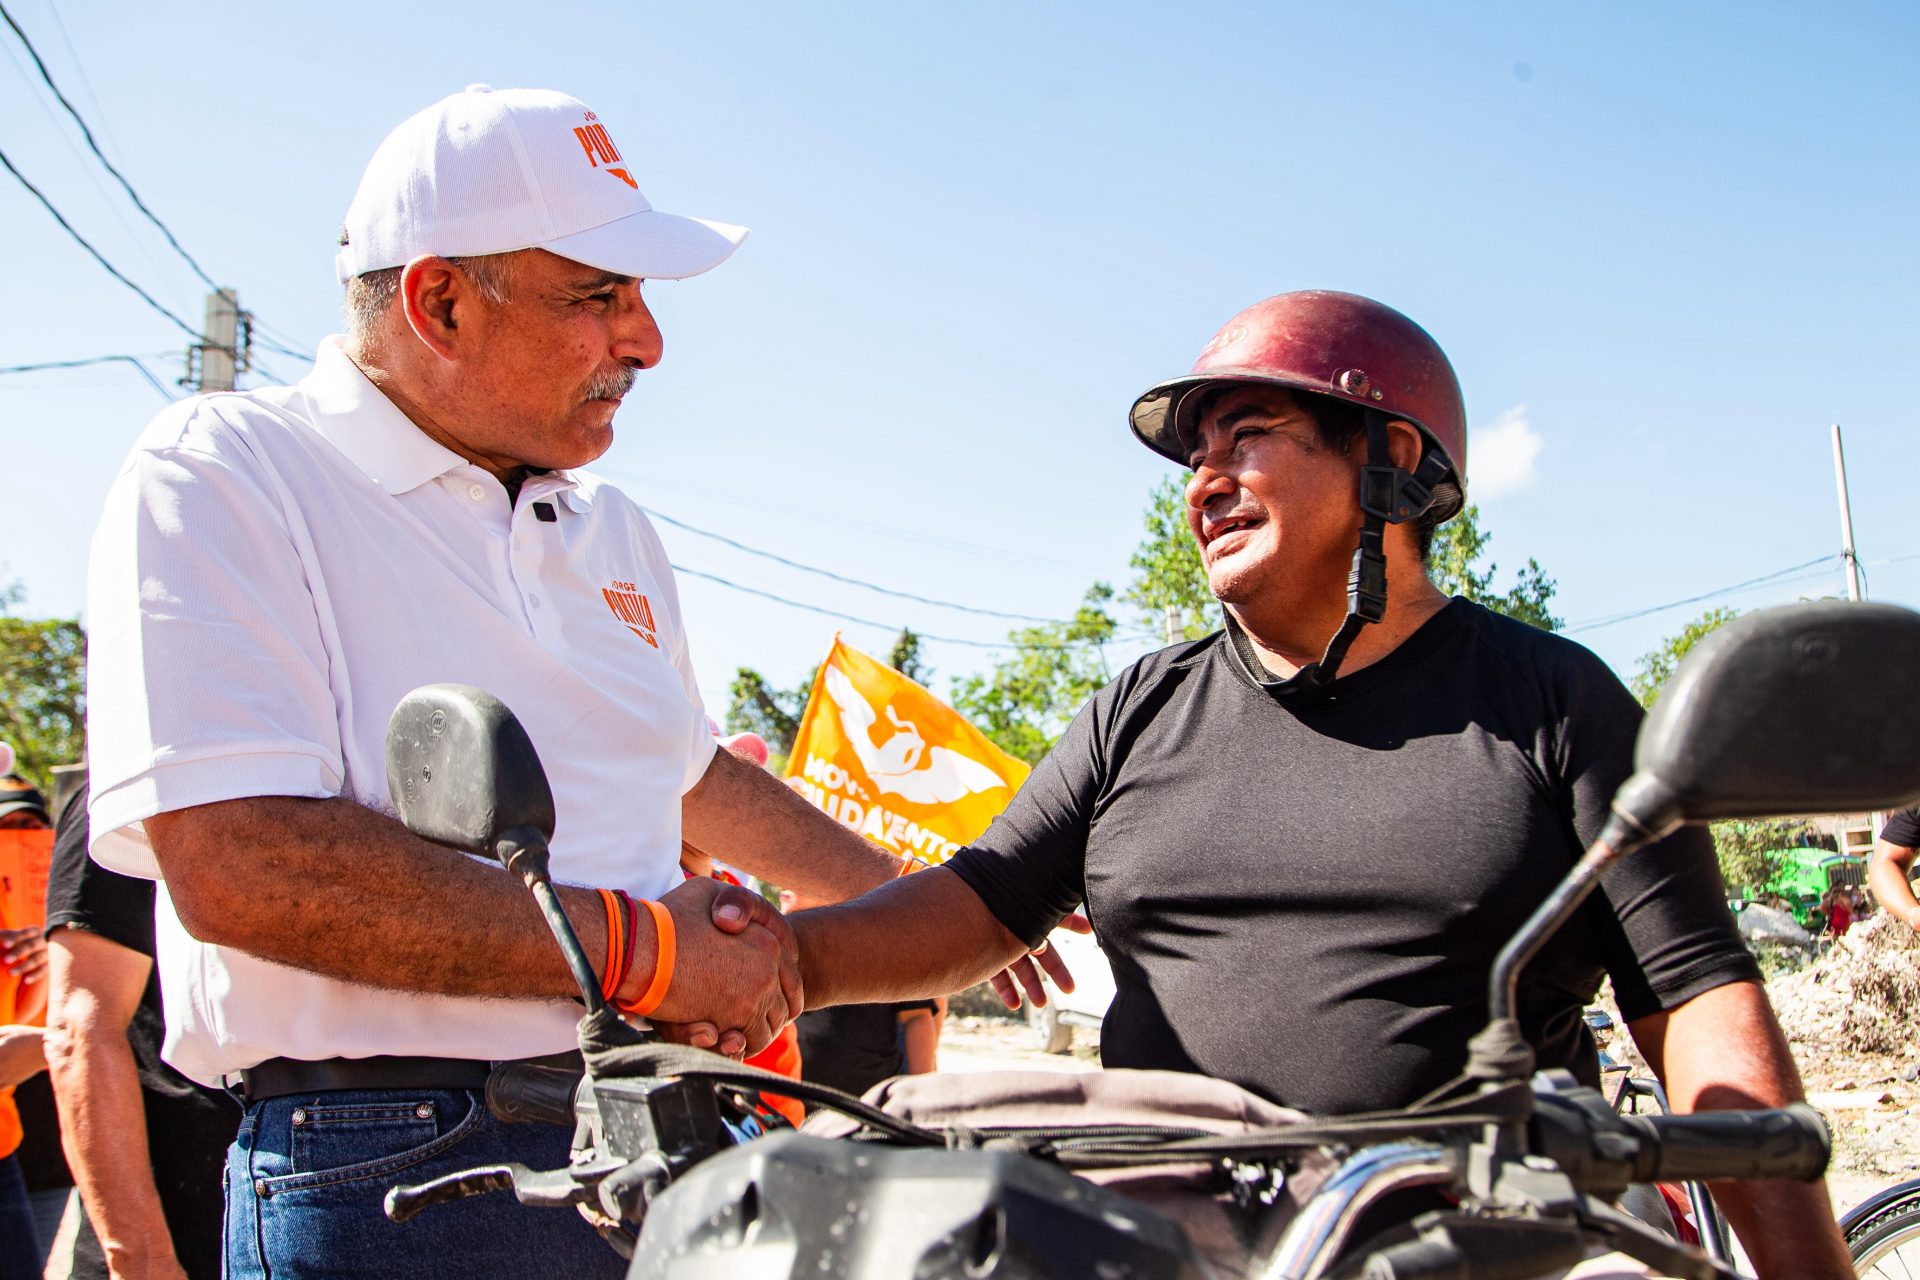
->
xmin=224 ymin=1088 xmax=624 ymax=1280
xmin=0 ymin=1154 xmax=41 ymax=1280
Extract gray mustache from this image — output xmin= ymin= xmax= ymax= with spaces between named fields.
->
xmin=584 ymin=366 xmax=636 ymax=401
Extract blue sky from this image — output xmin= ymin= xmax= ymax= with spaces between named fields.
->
xmin=1 ymin=1 xmax=1914 ymax=718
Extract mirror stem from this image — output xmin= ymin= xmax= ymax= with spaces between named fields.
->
xmin=497 ymin=832 xmax=608 ymax=1016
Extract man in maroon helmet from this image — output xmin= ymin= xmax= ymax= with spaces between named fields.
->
xmin=779 ymin=292 xmax=1846 ymax=1278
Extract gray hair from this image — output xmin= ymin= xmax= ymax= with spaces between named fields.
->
xmin=343 ymin=251 xmax=520 ymax=338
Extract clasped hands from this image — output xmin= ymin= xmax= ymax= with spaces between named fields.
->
xmin=620 ymin=879 xmax=1082 ymax=1058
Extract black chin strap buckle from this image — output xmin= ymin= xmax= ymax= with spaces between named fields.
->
xmin=1347 ymin=529 xmax=1388 ymax=624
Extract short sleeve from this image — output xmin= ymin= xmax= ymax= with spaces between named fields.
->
xmin=86 ymin=411 xmax=345 ymax=876
xmin=1882 ymin=807 xmax=1920 ymax=849
xmin=43 ymin=784 xmax=155 ymax=955
xmin=944 ymin=686 xmax=1110 ymax=949
xmin=1553 ymin=651 xmax=1761 ymax=1019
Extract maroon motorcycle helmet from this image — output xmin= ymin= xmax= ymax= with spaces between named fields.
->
xmin=1129 ymin=290 xmax=1468 ymax=521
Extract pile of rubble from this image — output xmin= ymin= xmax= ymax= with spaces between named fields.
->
xmin=1771 ymin=915 xmax=1920 ymax=1058
xmin=1769 ymin=915 xmax=1920 ymax=1178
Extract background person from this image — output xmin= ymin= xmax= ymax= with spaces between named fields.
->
xmin=0 ymin=762 xmax=50 ymax=1279
xmin=1869 ymin=807 xmax=1920 ymax=934
xmin=45 ymin=781 xmax=238 ymax=1280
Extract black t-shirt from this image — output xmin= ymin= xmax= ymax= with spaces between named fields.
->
xmin=947 ymin=599 xmax=1759 ymax=1116
xmin=795 ymin=1000 xmax=936 ymax=1101
xmin=43 ymin=785 xmax=239 ymax=1280
xmin=1882 ymin=808 xmax=1920 ymax=849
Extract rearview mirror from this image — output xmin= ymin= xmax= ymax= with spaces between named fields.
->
xmin=385 ymin=683 xmax=555 ymax=860
xmin=1610 ymin=601 xmax=1920 ymax=845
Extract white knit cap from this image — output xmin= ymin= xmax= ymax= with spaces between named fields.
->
xmin=335 ymin=85 xmax=747 ymax=285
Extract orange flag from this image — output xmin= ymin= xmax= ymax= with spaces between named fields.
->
xmin=785 ymin=637 xmax=1030 ymax=866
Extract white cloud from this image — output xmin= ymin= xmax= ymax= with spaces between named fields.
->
xmin=1468 ymin=405 xmax=1543 ymax=498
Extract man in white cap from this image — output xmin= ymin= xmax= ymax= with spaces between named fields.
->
xmin=83 ymin=86 xmax=907 ymax=1279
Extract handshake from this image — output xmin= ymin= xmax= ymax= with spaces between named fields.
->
xmin=606 ymin=877 xmax=800 ymax=1058
xmin=615 ymin=876 xmax=1077 ymax=1058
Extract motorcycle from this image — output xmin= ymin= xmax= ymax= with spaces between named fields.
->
xmin=378 ymin=600 xmax=1920 ymax=1279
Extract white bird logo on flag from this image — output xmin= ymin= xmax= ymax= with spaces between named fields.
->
xmin=822 ymin=666 xmax=1008 ymax=805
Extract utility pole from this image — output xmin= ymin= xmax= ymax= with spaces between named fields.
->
xmin=187 ymin=288 xmax=247 ymax=392
xmin=1830 ymin=423 xmax=1865 ymax=603
xmin=1830 ymin=423 xmax=1878 ymax=859
xmin=1164 ymin=605 xmax=1179 ymax=645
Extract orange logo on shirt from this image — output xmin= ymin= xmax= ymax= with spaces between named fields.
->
xmin=603 ymin=581 xmax=659 ymax=647
xmin=574 ymin=114 xmax=638 ymax=189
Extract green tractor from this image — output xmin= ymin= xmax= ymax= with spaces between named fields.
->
xmin=1752 ymin=846 xmax=1866 ymax=929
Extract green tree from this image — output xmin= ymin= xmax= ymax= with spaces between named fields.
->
xmin=0 ymin=583 xmax=86 ymax=797
xmin=1627 ymin=607 xmax=1742 ymax=708
xmin=950 ymin=585 xmax=1118 ymax=765
xmin=725 ymin=664 xmax=815 ymax=772
xmin=1626 ymin=607 xmax=1804 ymax=896
xmin=1425 ymin=504 xmax=1562 ymax=631
xmin=887 ymin=628 xmax=932 ymax=687
xmin=1122 ymin=477 xmax=1216 ymax=642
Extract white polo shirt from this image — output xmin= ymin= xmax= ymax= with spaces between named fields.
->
xmin=85 ymin=338 xmax=717 ymax=1086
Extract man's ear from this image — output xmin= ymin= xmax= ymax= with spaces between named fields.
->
xmin=397 ymin=256 xmax=471 ymax=360
xmin=1384 ymin=418 xmax=1426 ymax=473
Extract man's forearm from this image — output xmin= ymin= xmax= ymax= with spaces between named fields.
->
xmin=793 ymin=867 xmax=1028 ymax=1010
xmin=681 ymin=749 xmax=903 ymax=902
xmin=1869 ymin=842 xmax=1919 ymax=926
xmin=49 ymin=1025 xmax=189 ymax=1278
xmin=1631 ymin=980 xmax=1852 ymax=1280
xmin=149 ymin=795 xmax=606 ymax=999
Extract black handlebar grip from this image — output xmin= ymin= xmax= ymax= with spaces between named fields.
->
xmin=485 ymin=1063 xmax=582 ymax=1127
xmin=1626 ymin=1102 xmax=1830 ymax=1184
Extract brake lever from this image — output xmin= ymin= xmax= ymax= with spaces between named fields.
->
xmin=383 ymin=1162 xmax=592 ymax=1223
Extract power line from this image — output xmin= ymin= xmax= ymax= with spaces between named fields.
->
xmin=1564 ymin=555 xmax=1840 ymax=634
xmin=0 ymin=3 xmax=318 ymax=364
xmin=0 ymin=352 xmax=176 ymax=401
xmin=0 ymin=142 xmax=207 ymax=341
xmin=670 ymin=563 xmax=1126 ymax=651
xmin=0 ymin=0 xmax=222 ymax=294
xmin=645 ymin=506 xmax=1067 ymax=624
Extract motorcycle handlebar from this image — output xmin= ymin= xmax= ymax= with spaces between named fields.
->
xmin=1621 ymin=1102 xmax=1830 ymax=1185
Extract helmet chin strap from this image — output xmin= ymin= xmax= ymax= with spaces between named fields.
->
xmin=1294 ymin=410 xmax=1454 ymax=688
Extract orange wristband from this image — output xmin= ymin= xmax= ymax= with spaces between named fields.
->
xmin=619 ymin=899 xmax=676 ymax=1018
xmin=596 ymin=888 xmax=628 ymax=1002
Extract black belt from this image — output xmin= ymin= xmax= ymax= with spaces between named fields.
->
xmin=238 ymin=1052 xmax=582 ymax=1102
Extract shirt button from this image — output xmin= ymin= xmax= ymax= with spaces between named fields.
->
xmin=468 ymin=484 xmax=486 ymax=501
xmin=527 ymin=593 xmax=541 ymax=609
xmin=511 ymin=536 xmax=522 ymax=550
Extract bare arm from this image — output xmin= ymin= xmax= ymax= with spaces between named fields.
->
xmin=1869 ymin=838 xmax=1919 ymax=930
xmin=680 ymin=749 xmax=903 ymax=901
xmin=898 ymin=1007 xmax=938 ymax=1074
xmin=793 ymin=867 xmax=1028 ymax=1010
xmin=1628 ymin=979 xmax=1851 ymax=1280
xmin=148 ymin=796 xmax=798 ymax=1051
xmin=44 ymin=928 xmax=189 ymax=1280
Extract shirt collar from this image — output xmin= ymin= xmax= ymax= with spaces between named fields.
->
xmin=297 ymin=338 xmax=586 ymax=506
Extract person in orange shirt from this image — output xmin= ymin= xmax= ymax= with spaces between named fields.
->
xmin=0 ymin=764 xmax=51 ymax=1279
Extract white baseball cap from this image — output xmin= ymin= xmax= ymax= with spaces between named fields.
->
xmin=334 ymin=85 xmax=747 ymax=286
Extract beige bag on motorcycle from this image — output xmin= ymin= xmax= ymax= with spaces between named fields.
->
xmin=804 ymin=1068 xmax=1339 ymax=1279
